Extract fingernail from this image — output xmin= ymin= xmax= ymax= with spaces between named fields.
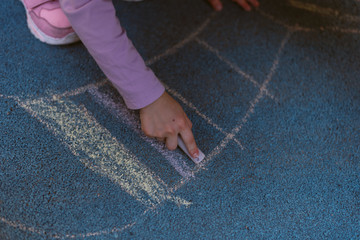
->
xmin=192 ymin=151 xmax=199 ymax=158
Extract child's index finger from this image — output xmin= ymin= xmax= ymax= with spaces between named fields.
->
xmin=177 ymin=136 xmax=205 ymax=164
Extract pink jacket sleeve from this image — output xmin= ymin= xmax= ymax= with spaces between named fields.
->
xmin=60 ymin=0 xmax=165 ymax=109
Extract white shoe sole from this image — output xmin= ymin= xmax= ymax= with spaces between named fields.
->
xmin=26 ymin=13 xmax=80 ymax=45
xmin=21 ymin=0 xmax=80 ymax=45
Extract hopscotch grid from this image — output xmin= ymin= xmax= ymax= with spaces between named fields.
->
xmin=194 ymin=37 xmax=276 ymax=100
xmin=3 ymin=3 xmax=360 ymax=237
xmin=2 ymin=8 xmax=295 ymax=240
xmin=170 ymin=29 xmax=294 ymax=192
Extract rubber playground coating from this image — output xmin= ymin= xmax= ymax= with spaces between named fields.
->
xmin=1 ymin=0 xmax=360 ymax=239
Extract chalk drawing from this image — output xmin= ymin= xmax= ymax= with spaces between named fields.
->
xmin=88 ymin=87 xmax=195 ymax=179
xmin=257 ymin=9 xmax=314 ymax=32
xmin=258 ymin=2 xmax=360 ymax=34
xmin=0 ymin=217 xmax=47 ymax=237
xmin=171 ymin=30 xmax=294 ymax=192
xmin=205 ymin=30 xmax=293 ymax=163
xmin=194 ymin=37 xmax=275 ymax=100
xmin=145 ymin=12 xmax=217 ymax=66
xmin=0 ymin=211 xmax=139 ymax=239
xmin=163 ymin=83 xmax=245 ymax=150
xmin=21 ymin=97 xmax=191 ymax=208
xmin=1 ymin=6 xmax=306 ymax=238
xmin=51 ymin=79 xmax=108 ymax=100
xmin=289 ymin=0 xmax=360 ymax=23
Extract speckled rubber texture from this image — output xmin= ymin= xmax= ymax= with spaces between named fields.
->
xmin=1 ymin=0 xmax=359 ymax=239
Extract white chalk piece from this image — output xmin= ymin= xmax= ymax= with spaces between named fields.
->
xmin=177 ymin=136 xmax=205 ymax=164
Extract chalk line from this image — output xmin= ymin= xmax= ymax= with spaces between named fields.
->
xmin=289 ymin=0 xmax=360 ymax=23
xmin=19 ymin=97 xmax=190 ymax=209
xmin=163 ymin=83 xmax=245 ymax=150
xmin=87 ymin=87 xmax=195 ymax=179
xmin=64 ymin=221 xmax=137 ymax=239
xmin=0 ymin=217 xmax=47 ymax=238
xmin=257 ymin=9 xmax=314 ymax=32
xmin=326 ymin=26 xmax=360 ymax=34
xmin=0 ymin=209 xmax=144 ymax=239
xmin=170 ymin=29 xmax=294 ymax=192
xmin=0 ymin=94 xmax=20 ymax=101
xmin=145 ymin=12 xmax=217 ymax=66
xmin=194 ymin=37 xmax=275 ymax=100
xmin=258 ymin=8 xmax=360 ymax=35
xmin=51 ymin=79 xmax=108 ymax=100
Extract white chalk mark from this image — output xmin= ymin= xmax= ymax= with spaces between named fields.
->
xmin=0 ymin=217 xmax=48 ymax=237
xmin=145 ymin=12 xmax=217 ymax=66
xmin=0 ymin=209 xmax=144 ymax=239
xmin=51 ymin=79 xmax=108 ymax=100
xmin=289 ymin=0 xmax=360 ymax=23
xmin=194 ymin=37 xmax=276 ymax=100
xmin=0 ymin=94 xmax=20 ymax=101
xmin=63 ymin=217 xmax=138 ymax=239
xmin=163 ymin=83 xmax=245 ymax=149
xmin=88 ymin=87 xmax=195 ymax=179
xmin=204 ymin=29 xmax=293 ymax=169
xmin=171 ymin=30 xmax=293 ymax=192
xmin=326 ymin=27 xmax=360 ymax=34
xmin=257 ymin=9 xmax=314 ymax=32
xmin=258 ymin=9 xmax=360 ymax=35
xmin=164 ymin=84 xmax=225 ymax=134
xmin=233 ymin=138 xmax=245 ymax=150
xmin=19 ymin=97 xmax=191 ymax=208
xmin=195 ymin=38 xmax=259 ymax=86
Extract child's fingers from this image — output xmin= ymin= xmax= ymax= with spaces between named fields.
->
xmin=156 ymin=137 xmax=165 ymax=142
xmin=180 ymin=128 xmax=199 ymax=158
xmin=185 ymin=116 xmax=193 ymax=129
xmin=165 ymin=135 xmax=178 ymax=151
xmin=232 ymin=0 xmax=251 ymax=11
xmin=207 ymin=0 xmax=223 ymax=11
xmin=247 ymin=0 xmax=259 ymax=8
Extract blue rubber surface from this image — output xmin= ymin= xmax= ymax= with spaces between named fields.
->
xmin=1 ymin=0 xmax=360 ymax=239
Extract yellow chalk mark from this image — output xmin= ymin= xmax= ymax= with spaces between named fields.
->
xmin=23 ymin=98 xmax=190 ymax=208
xmin=289 ymin=0 xmax=360 ymax=22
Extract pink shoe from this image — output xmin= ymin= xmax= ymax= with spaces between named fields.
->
xmin=21 ymin=0 xmax=79 ymax=45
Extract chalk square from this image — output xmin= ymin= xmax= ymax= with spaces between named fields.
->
xmin=197 ymin=5 xmax=288 ymax=84
xmin=151 ymin=42 xmax=258 ymax=133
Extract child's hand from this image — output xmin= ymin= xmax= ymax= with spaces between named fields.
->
xmin=207 ymin=0 xmax=259 ymax=11
xmin=140 ymin=92 xmax=200 ymax=158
